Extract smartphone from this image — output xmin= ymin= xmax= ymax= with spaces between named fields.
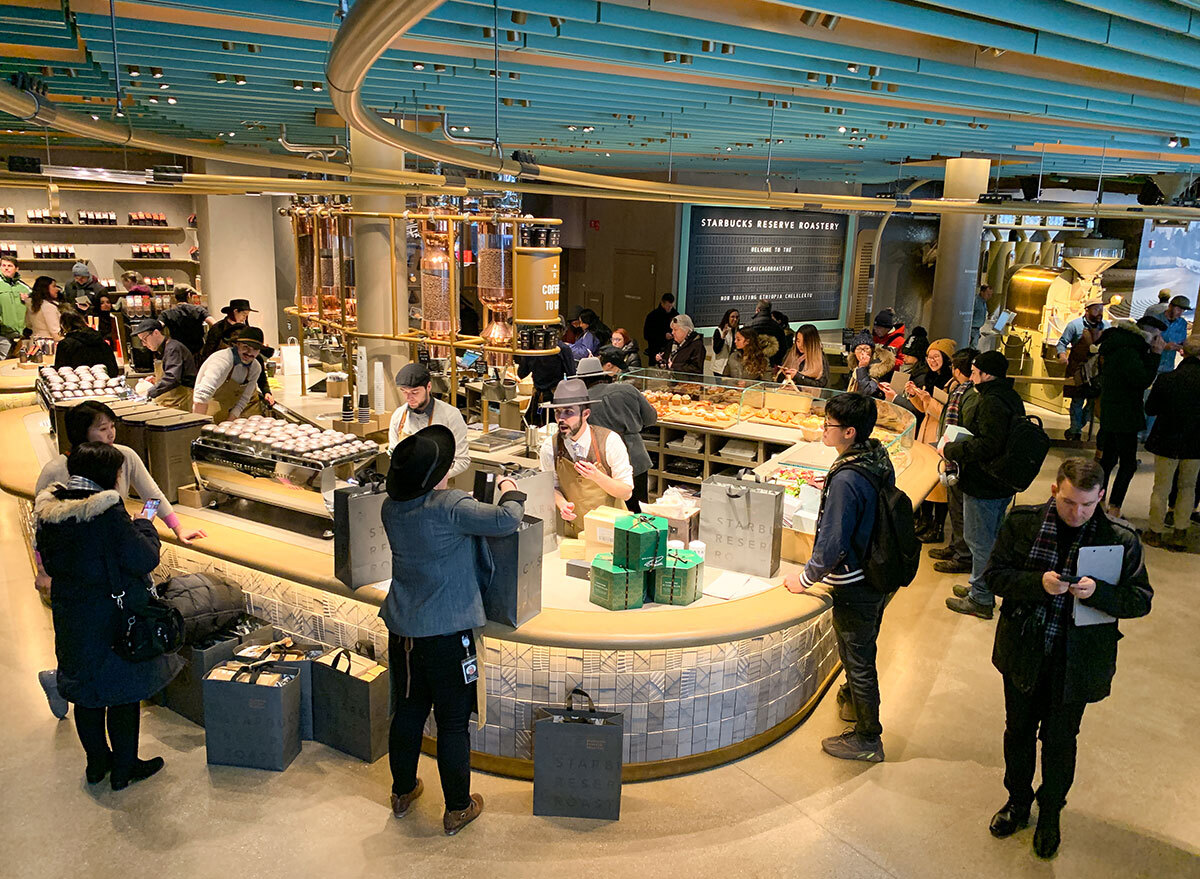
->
xmin=140 ymin=498 xmax=160 ymax=519
xmin=1061 ymin=574 xmax=1081 ymax=585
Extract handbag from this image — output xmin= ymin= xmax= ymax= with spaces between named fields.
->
xmin=112 ymin=587 xmax=186 ymax=662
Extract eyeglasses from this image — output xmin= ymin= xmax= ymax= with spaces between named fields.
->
xmin=823 ymin=421 xmax=847 ymax=432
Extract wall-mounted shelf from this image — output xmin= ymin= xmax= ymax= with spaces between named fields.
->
xmin=115 ymin=258 xmax=200 ymax=276
xmin=0 ymin=223 xmax=187 ymax=244
xmin=19 ymin=258 xmax=82 ymax=269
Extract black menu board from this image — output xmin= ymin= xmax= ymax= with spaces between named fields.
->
xmin=682 ymin=206 xmax=848 ymax=326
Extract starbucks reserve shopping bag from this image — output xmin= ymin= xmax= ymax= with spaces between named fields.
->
xmin=202 ymin=660 xmax=302 ymax=771
xmin=234 ymin=636 xmax=322 ymax=741
xmin=533 ymin=688 xmax=623 ymax=820
xmin=311 ymin=648 xmax=391 ymax=763
xmin=698 ymin=473 xmax=784 ymax=578
xmin=482 ymin=515 xmax=544 ymax=628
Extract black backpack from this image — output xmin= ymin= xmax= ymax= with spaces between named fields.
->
xmin=160 ymin=307 xmax=206 ymax=358
xmin=985 ymin=413 xmax=1050 ymax=494
xmin=843 ymin=465 xmax=921 ymax=593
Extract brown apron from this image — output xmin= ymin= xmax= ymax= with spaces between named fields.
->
xmin=207 ymin=366 xmax=254 ymax=424
xmin=150 ymin=359 xmax=194 ymax=411
xmin=554 ymin=424 xmax=626 ymax=538
xmin=1063 ymin=324 xmax=1102 ymax=399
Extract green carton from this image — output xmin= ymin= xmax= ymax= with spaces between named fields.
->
xmin=613 ymin=513 xmax=668 ymax=573
xmin=589 ymin=552 xmax=645 ymax=611
xmin=653 ymin=549 xmax=705 ymax=606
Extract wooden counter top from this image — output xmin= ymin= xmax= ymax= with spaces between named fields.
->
xmin=0 ymin=360 xmax=38 ymax=393
xmin=0 ymin=405 xmax=938 ymax=651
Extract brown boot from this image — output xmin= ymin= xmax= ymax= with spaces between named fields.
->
xmin=390 ymin=778 xmax=424 ymax=818
xmin=443 ymin=793 xmax=484 ymax=836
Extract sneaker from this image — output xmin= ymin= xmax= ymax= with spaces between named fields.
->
xmin=934 ymin=559 xmax=973 ymax=574
xmin=928 ymin=546 xmax=958 ymax=561
xmin=38 ymin=669 xmax=69 ymax=720
xmin=1143 ymin=530 xmax=1171 ymax=549
xmin=821 ymin=729 xmax=884 ymax=763
xmin=952 ymin=584 xmax=970 ymax=598
xmin=443 ymin=793 xmax=484 ymax=836
xmin=390 ymin=778 xmax=424 ymax=818
xmin=945 ymin=595 xmax=994 ymax=619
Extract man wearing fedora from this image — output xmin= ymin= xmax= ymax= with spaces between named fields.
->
xmin=1056 ymin=297 xmax=1108 ymax=441
xmin=379 ymin=425 xmax=527 ymax=836
xmin=192 ymin=325 xmax=269 ymax=422
xmin=198 ymin=297 xmax=257 ymax=365
xmin=387 ymin=362 xmax=469 ymax=480
xmin=573 ymin=356 xmax=657 ymax=511
xmin=538 ymin=378 xmax=633 ymax=536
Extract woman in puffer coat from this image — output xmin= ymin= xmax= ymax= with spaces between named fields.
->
xmin=846 ymin=332 xmax=896 ymax=399
xmin=34 ymin=442 xmax=181 ymax=791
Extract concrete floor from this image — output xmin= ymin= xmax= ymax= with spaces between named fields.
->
xmin=2 ymin=448 xmax=1198 ymax=879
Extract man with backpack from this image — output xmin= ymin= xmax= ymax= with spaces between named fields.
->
xmin=785 ymin=393 xmax=918 ymax=764
xmin=943 ymin=351 xmax=1033 ymax=620
xmin=158 ymin=286 xmax=215 ymax=362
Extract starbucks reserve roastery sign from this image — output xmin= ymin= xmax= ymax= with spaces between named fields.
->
xmin=683 ymin=206 xmax=848 ymax=326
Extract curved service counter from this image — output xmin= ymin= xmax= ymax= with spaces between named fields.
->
xmin=0 ymin=381 xmax=939 ymax=780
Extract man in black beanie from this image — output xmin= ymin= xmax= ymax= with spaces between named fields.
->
xmin=942 ymin=350 xmax=1027 ymax=619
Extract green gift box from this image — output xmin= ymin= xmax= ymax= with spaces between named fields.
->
xmin=613 ymin=513 xmax=668 ymax=573
xmin=589 ymin=552 xmax=645 ymax=611
xmin=653 ymin=549 xmax=705 ymax=606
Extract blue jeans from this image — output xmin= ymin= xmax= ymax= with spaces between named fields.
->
xmin=1068 ymin=397 xmax=1094 ymax=436
xmin=964 ymin=494 xmax=1012 ymax=607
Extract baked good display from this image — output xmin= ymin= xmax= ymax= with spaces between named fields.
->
xmin=200 ymin=416 xmax=378 ymax=468
xmin=38 ymin=365 xmax=129 ymax=403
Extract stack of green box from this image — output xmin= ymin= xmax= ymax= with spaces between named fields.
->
xmin=588 ymin=514 xmax=668 ymax=611
xmin=653 ymin=548 xmax=705 ymax=606
xmin=589 ymin=552 xmax=646 ymax=610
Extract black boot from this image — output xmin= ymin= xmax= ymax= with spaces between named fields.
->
xmin=989 ymin=800 xmax=1031 ymax=838
xmin=111 ymin=757 xmax=165 ymax=791
xmin=913 ymin=503 xmax=933 ymax=540
xmin=1033 ymin=808 xmax=1061 ymax=859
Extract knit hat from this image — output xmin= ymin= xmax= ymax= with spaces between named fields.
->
xmin=974 ymin=350 xmax=1009 ymax=378
xmin=849 ymin=331 xmax=874 ymax=351
xmin=873 ymin=308 xmax=898 ymax=329
xmin=928 ymin=338 xmax=957 ymax=358
xmin=900 ymin=332 xmax=929 ymax=359
xmin=71 ymin=262 xmax=90 ymax=277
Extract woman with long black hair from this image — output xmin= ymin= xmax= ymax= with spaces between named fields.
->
xmin=26 ymin=275 xmax=63 ymax=340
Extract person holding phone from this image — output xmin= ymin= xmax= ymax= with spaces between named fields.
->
xmin=32 ymin=400 xmax=204 ymax=720
xmin=979 ymin=457 xmax=1152 ymax=859
xmin=34 ymin=442 xmax=182 ymax=791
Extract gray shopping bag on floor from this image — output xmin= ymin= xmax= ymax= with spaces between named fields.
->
xmin=202 ymin=660 xmax=302 ymax=771
xmin=311 ymin=648 xmax=391 ymax=763
xmin=698 ymin=472 xmax=784 ymax=577
xmin=533 ymin=688 xmax=623 ymax=820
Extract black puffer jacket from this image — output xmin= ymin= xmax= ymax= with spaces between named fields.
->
xmin=985 ymin=504 xmax=1151 ymax=703
xmin=1146 ymin=357 xmax=1200 ymax=459
xmin=35 ymin=487 xmax=183 ymax=707
xmin=1097 ymin=321 xmax=1160 ymax=433
xmin=54 ymin=327 xmax=118 ymax=375
xmin=159 ymin=572 xmax=246 ymax=643
xmin=942 ymin=376 xmax=1026 ymax=499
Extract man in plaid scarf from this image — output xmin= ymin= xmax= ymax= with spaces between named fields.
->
xmin=982 ymin=457 xmax=1152 ymax=859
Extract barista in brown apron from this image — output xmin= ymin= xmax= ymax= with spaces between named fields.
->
xmin=192 ymin=326 xmax=268 ymax=423
xmin=134 ymin=317 xmax=196 ymax=410
xmin=539 ymin=378 xmax=632 ymax=538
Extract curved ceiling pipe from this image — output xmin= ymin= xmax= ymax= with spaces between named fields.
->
xmin=440 ymin=113 xmax=498 ymax=149
xmin=0 ymin=80 xmax=445 ymax=188
xmin=278 ymin=123 xmax=348 ymax=160
xmin=324 ymin=0 xmax=1200 ymax=222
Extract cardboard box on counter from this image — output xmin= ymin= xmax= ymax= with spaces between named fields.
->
xmin=641 ymin=503 xmax=700 ymax=545
xmin=583 ymin=506 xmax=626 ymax=548
xmin=559 ymin=538 xmax=588 ymax=560
xmin=177 ymin=483 xmax=218 ymax=509
xmin=326 ymin=378 xmax=350 ymax=398
xmin=333 ymin=416 xmax=383 ymax=437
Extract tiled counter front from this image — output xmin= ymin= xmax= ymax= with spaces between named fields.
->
xmin=17 ymin=500 xmax=839 ymax=776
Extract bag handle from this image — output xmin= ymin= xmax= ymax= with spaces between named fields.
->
xmin=230 ymin=658 xmax=275 ymax=684
xmin=564 ymin=687 xmax=595 ymax=713
xmin=327 ymin=648 xmax=352 ymax=673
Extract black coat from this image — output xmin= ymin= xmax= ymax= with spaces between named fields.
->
xmin=943 ymin=377 xmax=1026 ymax=499
xmin=985 ymin=505 xmax=1152 ymax=703
xmin=1097 ymin=323 xmax=1159 ymax=433
xmin=750 ymin=313 xmax=788 ymax=366
xmin=34 ymin=487 xmax=182 ymax=708
xmin=642 ymin=306 xmax=677 ymax=361
xmin=1146 ymin=357 xmax=1200 ymax=459
xmin=598 ymin=340 xmax=642 ymax=370
xmin=665 ymin=331 xmax=706 ymax=374
xmin=54 ymin=327 xmax=118 ymax=375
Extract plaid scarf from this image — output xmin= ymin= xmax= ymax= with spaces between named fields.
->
xmin=944 ymin=380 xmax=973 ymax=426
xmin=1028 ymin=499 xmax=1096 ymax=654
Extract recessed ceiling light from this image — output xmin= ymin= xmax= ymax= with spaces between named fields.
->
xmin=721 ymin=43 xmax=734 ymax=55
xmin=215 ymin=73 xmax=228 ymax=84
xmin=450 ymin=126 xmax=458 ymax=132
xmin=605 ymin=152 xmax=610 ymax=156
xmin=412 ymin=62 xmax=425 ymax=71
xmin=837 ymin=125 xmax=846 ymax=133
xmin=151 ymin=67 xmax=163 ymax=78
xmin=127 ymin=65 xmax=140 ymax=77
xmin=820 ymin=14 xmax=840 ymax=30
xmin=233 ymin=75 xmax=246 ymax=86
xmin=664 ymin=52 xmax=677 ymax=63
xmin=159 ymin=83 xmax=170 ymax=89
xmin=800 ymin=10 xmax=821 ymax=26
xmin=846 ymin=63 xmax=859 ymax=73
xmin=511 ymin=11 xmax=527 ymax=24
xmin=115 ymin=111 xmax=124 ymax=118
xmin=312 ymin=82 xmax=323 ymax=91
xmin=1168 ymin=136 xmax=1179 ymax=148
xmin=292 ymin=80 xmax=303 ymax=90
xmin=167 ymin=97 xmax=176 ymax=104
xmin=462 ymin=126 xmax=470 ymax=132
xmin=148 ymin=97 xmax=158 ymax=103
xmin=434 ymin=64 xmax=446 ymax=72
xmin=90 ymin=114 xmax=99 ymax=120
xmin=567 ymin=125 xmax=577 ymax=131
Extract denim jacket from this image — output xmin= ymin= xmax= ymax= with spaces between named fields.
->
xmin=379 ymin=488 xmax=526 ymax=638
